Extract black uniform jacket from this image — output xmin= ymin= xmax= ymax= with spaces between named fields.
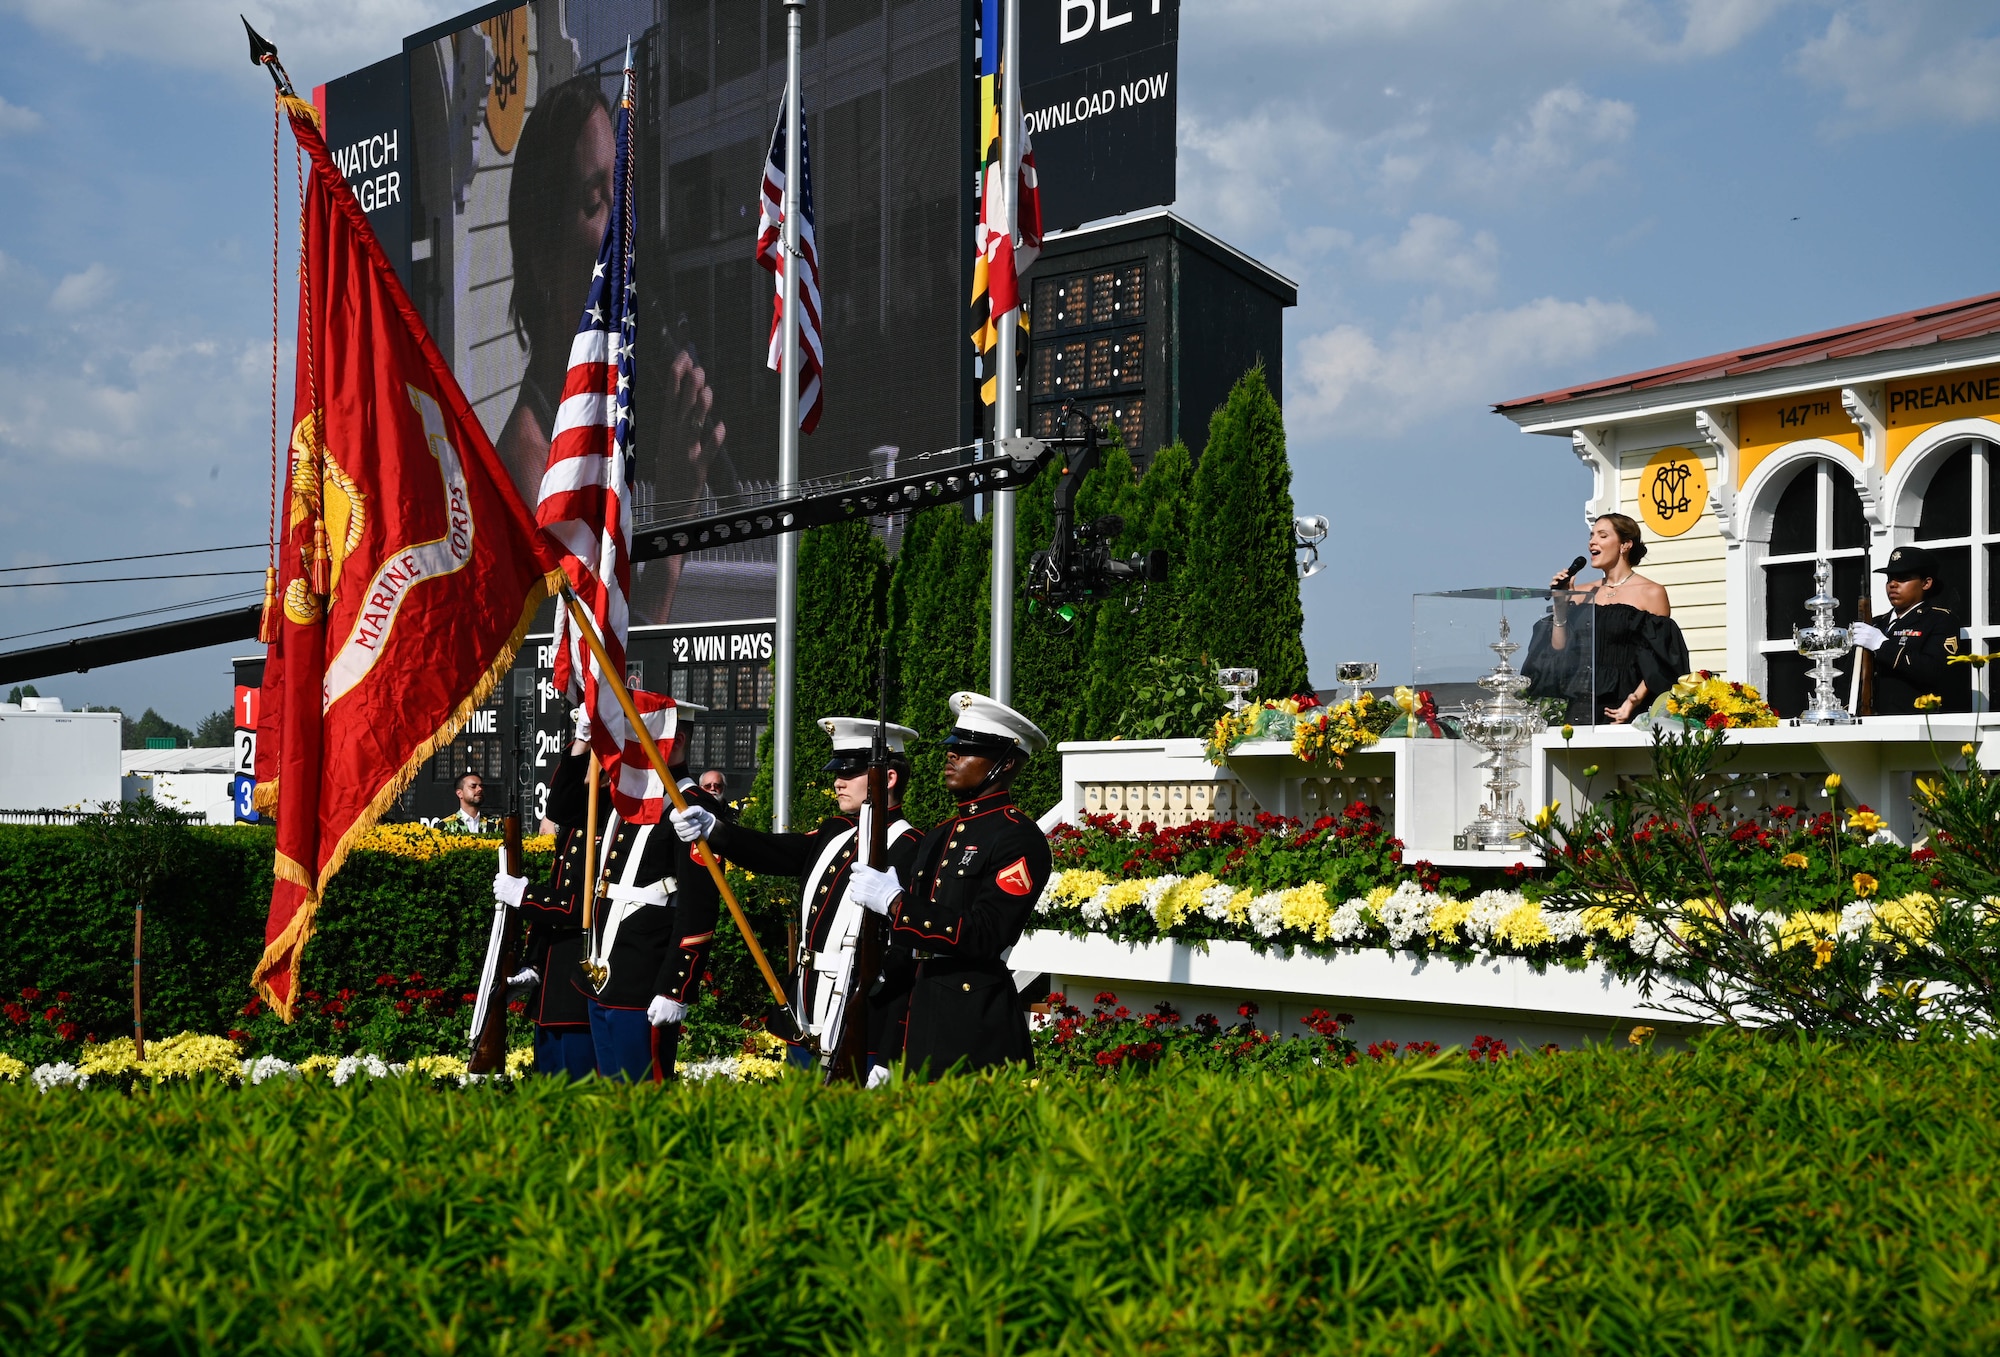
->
xmin=568 ymin=781 xmax=728 ymax=1011
xmin=1868 ymin=598 xmax=1972 ymax=714
xmin=887 ymin=789 xmax=1051 ymax=1079
xmin=519 ymin=747 xmax=598 ymax=1028
xmin=709 ymin=809 xmax=925 ymax=1054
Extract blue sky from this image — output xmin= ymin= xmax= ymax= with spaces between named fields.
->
xmin=2 ymin=0 xmax=1998 ymax=727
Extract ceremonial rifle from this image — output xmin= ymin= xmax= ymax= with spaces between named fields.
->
xmin=826 ymin=648 xmax=893 ymax=1084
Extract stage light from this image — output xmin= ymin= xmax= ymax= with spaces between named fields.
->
xmin=1294 ymin=514 xmax=1329 ymax=579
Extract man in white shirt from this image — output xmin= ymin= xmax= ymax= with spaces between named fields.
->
xmin=447 ymin=773 xmax=495 ymax=834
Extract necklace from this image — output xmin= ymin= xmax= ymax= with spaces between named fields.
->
xmin=1601 ymin=570 xmax=1635 ymax=593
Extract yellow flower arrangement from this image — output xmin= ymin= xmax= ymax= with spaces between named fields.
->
xmin=0 ymin=1053 xmax=25 ymax=1083
xmin=1290 ymin=695 xmax=1384 ymax=768
xmin=410 ymin=1053 xmax=469 ymax=1081
xmin=1049 ymin=870 xmax=1109 ymax=906
xmin=351 ymin=822 xmax=508 ymax=860
xmin=1659 ymin=672 xmax=1779 ymax=729
xmin=79 ymin=1032 xmax=245 ymax=1083
xmin=506 ymin=1046 xmax=535 ymax=1078
xmin=1151 ymin=873 xmax=1219 ymax=930
xmin=297 ymin=1054 xmax=340 ymax=1077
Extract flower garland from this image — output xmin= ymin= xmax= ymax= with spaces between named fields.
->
xmin=1654 ymin=671 xmax=1779 ymax=730
xmin=1207 ymin=693 xmax=1394 ymax=767
xmin=1033 ymin=867 xmax=1948 ymax=972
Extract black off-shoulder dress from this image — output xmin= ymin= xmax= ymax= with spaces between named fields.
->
xmin=1522 ymin=601 xmax=1691 ymax=726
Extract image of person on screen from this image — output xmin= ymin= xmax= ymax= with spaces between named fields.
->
xmin=1523 ymin=512 xmax=1689 ymax=726
xmin=497 ymin=74 xmax=729 ymax=619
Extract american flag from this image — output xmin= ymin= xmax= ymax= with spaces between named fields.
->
xmin=536 ymin=54 xmax=664 ymax=822
xmin=755 ymin=89 xmax=823 ymax=433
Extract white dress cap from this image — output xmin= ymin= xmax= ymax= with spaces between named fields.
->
xmin=945 ymin=691 xmax=1048 ymax=756
xmin=817 ymin=716 xmax=920 ymax=756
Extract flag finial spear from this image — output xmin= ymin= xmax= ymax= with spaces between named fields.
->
xmin=242 ymin=16 xmax=298 ymax=99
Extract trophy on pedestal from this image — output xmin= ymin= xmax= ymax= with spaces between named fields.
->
xmin=1334 ymin=661 xmax=1378 ymax=707
xmin=1455 ymin=616 xmax=1548 ymax=850
xmin=1794 ymin=558 xmax=1857 ymax=725
xmin=1217 ymin=667 xmax=1259 ymax=715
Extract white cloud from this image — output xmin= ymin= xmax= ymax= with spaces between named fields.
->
xmin=1290 ymin=297 xmax=1656 ymax=435
xmin=0 ymin=0 xmax=466 ymax=79
xmin=1467 ymin=86 xmax=1637 ymax=192
xmin=49 ymin=263 xmax=113 ymax=312
xmin=1794 ymin=2 xmax=2000 ymax=128
xmin=1364 ymin=215 xmax=1499 ymax=293
xmin=0 ymin=94 xmax=41 ymax=135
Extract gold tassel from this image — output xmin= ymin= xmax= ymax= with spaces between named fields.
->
xmin=309 ymin=518 xmax=331 ymax=597
xmin=258 ymin=566 xmax=279 ymax=643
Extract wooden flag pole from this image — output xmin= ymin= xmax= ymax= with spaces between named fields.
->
xmin=560 ymin=588 xmax=800 ymax=1033
xmin=580 ymin=751 xmax=602 ymax=931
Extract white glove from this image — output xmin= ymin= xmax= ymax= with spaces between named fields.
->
xmin=865 ymin=1064 xmax=891 ymax=1089
xmin=493 ymin=869 xmax=528 ymax=908
xmin=1850 ymin=621 xmax=1886 ymax=651
xmin=846 ymin=863 xmax=903 ymax=917
xmin=506 ymin=967 xmax=540 ymax=987
xmin=647 ymin=995 xmax=686 ymax=1027
xmin=571 ymin=706 xmax=593 ymax=746
xmin=670 ymin=804 xmax=716 ymax=844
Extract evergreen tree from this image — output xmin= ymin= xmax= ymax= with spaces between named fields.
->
xmin=888 ymin=505 xmax=990 ymax=830
xmin=123 ymin=708 xmax=192 ymax=751
xmin=742 ymin=519 xmax=889 ymax=831
xmin=193 ymin=710 xmax=235 ymax=747
xmin=1183 ymin=367 xmax=1312 ymax=700
xmin=1081 ymin=440 xmax=1201 ymax=738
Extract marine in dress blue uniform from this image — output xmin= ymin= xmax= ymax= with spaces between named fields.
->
xmin=1854 ymin=544 xmax=1974 ymax=715
xmin=494 ymin=736 xmax=598 ymax=1080
xmin=673 ymin=717 xmax=926 ymax=1082
xmin=845 ymin=693 xmax=1051 ymax=1081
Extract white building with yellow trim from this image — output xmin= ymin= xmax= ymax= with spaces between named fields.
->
xmin=1495 ymin=289 xmax=2000 ymax=716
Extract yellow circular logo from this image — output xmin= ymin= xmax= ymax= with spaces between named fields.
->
xmin=1638 ymin=445 xmax=1708 ymax=538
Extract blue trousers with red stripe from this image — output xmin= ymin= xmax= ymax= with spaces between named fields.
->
xmin=588 ymin=999 xmax=679 ymax=1082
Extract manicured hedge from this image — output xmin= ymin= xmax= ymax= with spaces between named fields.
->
xmin=4 ymin=1039 xmax=1998 ymax=1351
xmin=0 ymin=826 xmax=797 ymax=1059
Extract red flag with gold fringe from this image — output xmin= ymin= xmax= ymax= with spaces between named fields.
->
xmin=250 ymin=97 xmax=561 ymax=1019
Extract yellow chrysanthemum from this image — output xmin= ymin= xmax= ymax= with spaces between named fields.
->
xmin=1846 ymin=810 xmax=1885 ymax=835
xmin=1852 ymin=872 xmax=1879 ymax=898
xmin=1781 ymin=852 xmax=1809 ymax=869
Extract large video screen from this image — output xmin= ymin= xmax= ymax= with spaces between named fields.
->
xmin=325 ymin=0 xmax=971 ymax=628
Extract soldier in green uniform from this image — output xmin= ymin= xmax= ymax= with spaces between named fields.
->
xmin=845 ymin=692 xmax=1050 ymax=1081
xmin=1853 ymin=544 xmax=1973 ymax=714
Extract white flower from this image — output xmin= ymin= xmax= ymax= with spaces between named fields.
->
xmin=31 ymin=1062 xmax=79 ymax=1093
xmin=1375 ymin=880 xmax=1432 ymax=947
xmin=332 ymin=1054 xmax=389 ymax=1086
xmin=1035 ymin=870 xmax=1063 ymax=916
xmin=243 ymin=1055 xmax=298 ymax=1085
xmin=1080 ymin=884 xmax=1113 ymax=927
xmin=679 ymin=1058 xmax=738 ymax=1082
xmin=1199 ymin=883 xmax=1235 ymax=921
xmin=1838 ymin=901 xmax=1876 ymax=939
xmin=1247 ymin=891 xmax=1286 ymax=938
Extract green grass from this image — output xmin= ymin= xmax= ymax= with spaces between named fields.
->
xmin=5 ymin=1040 xmax=2000 ymax=1354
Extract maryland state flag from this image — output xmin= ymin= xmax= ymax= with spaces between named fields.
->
xmin=251 ymin=97 xmax=560 ymax=1019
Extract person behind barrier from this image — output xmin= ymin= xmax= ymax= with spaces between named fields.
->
xmin=1854 ymin=543 xmax=1972 ymax=715
xmin=843 ymin=692 xmax=1050 ymax=1081
xmin=672 ymin=717 xmax=924 ymax=1084
xmin=1524 ymin=512 xmax=1690 ymax=725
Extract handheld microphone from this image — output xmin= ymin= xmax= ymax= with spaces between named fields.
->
xmin=1556 ymin=555 xmax=1588 ymax=587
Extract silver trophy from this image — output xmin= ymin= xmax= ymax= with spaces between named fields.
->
xmin=1217 ymin=667 xmax=1259 ymax=715
xmin=1334 ymin=661 xmax=1379 ymax=707
xmin=1456 ymin=616 xmax=1548 ymax=850
xmin=1794 ymin=558 xmax=1857 ymax=725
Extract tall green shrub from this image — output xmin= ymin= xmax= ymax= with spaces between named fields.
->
xmin=1184 ymin=367 xmax=1311 ymax=701
xmin=1082 ymin=440 xmax=1206 ymax=737
xmin=889 ymin=505 xmax=991 ymax=829
xmin=743 ymin=519 xmax=889 ymax=832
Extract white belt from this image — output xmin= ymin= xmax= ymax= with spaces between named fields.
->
xmin=607 ymin=880 xmax=673 ymax=908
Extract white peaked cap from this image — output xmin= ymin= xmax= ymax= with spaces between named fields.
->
xmin=818 ymin=716 xmax=919 ymax=754
xmin=945 ymin=691 xmax=1048 ymax=756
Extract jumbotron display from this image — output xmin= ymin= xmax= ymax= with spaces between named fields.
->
xmin=321 ymin=0 xmax=970 ymax=627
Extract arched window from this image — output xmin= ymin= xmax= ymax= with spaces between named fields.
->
xmin=1908 ymin=439 xmax=1999 ymax=699
xmin=1758 ymin=460 xmax=1867 ymax=717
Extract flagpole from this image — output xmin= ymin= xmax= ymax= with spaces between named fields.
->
xmin=560 ymin=587 xmax=802 ymax=1033
xmin=988 ymin=0 xmax=1021 ymax=704
xmin=773 ymin=0 xmax=805 ymax=833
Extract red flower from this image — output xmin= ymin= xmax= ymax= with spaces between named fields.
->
xmin=333 ymin=1019 xmax=349 ymax=1031
xmin=21 ymin=987 xmax=39 ymax=1002
xmin=241 ymin=996 xmax=265 ymax=1017
xmin=394 ymin=1000 xmax=412 ymax=1016
xmin=227 ymin=1029 xmax=248 ymax=1041
xmin=406 ymin=973 xmax=424 ymax=984
xmin=3 ymin=1003 xmax=24 ymax=1025
xmin=1705 ymin=712 xmax=1728 ymax=730
xmin=44 ymin=1006 xmax=61 ymax=1023
xmin=375 ymin=973 xmax=396 ymax=987
xmin=507 ymin=1000 xmax=526 ymax=1014
xmin=54 ymin=991 xmax=70 ymax=1003
xmin=56 ymin=1022 xmax=76 ymax=1041
xmin=320 ymin=1000 xmax=345 ymax=1016
xmin=462 ymin=993 xmax=478 ymax=1005
xmin=1095 ymin=990 xmax=1118 ymax=1005
xmin=1237 ymin=1000 xmax=1259 ymax=1019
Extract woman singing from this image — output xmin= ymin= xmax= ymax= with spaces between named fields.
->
xmin=1523 ymin=513 xmax=1690 ymax=725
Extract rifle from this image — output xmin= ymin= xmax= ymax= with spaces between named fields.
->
xmin=826 ymin=647 xmax=892 ymax=1084
xmin=468 ymin=681 xmax=533 ymax=1073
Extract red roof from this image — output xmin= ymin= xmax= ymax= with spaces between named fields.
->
xmin=1494 ymin=287 xmax=2000 ymax=415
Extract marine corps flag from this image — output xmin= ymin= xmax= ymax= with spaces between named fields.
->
xmin=251 ymin=96 xmax=560 ymax=1019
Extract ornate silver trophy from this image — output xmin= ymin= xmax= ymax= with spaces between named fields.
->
xmin=1455 ymin=616 xmax=1548 ymax=850
xmin=1794 ymin=558 xmax=1857 ymax=725
xmin=1217 ymin=667 xmax=1259 ymax=715
xmin=1334 ymin=661 xmax=1379 ymax=706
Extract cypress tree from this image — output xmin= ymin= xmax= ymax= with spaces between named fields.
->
xmin=1183 ymin=367 xmax=1312 ymax=700
xmin=742 ymin=519 xmax=889 ymax=831
xmin=888 ymin=505 xmax=991 ymax=830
